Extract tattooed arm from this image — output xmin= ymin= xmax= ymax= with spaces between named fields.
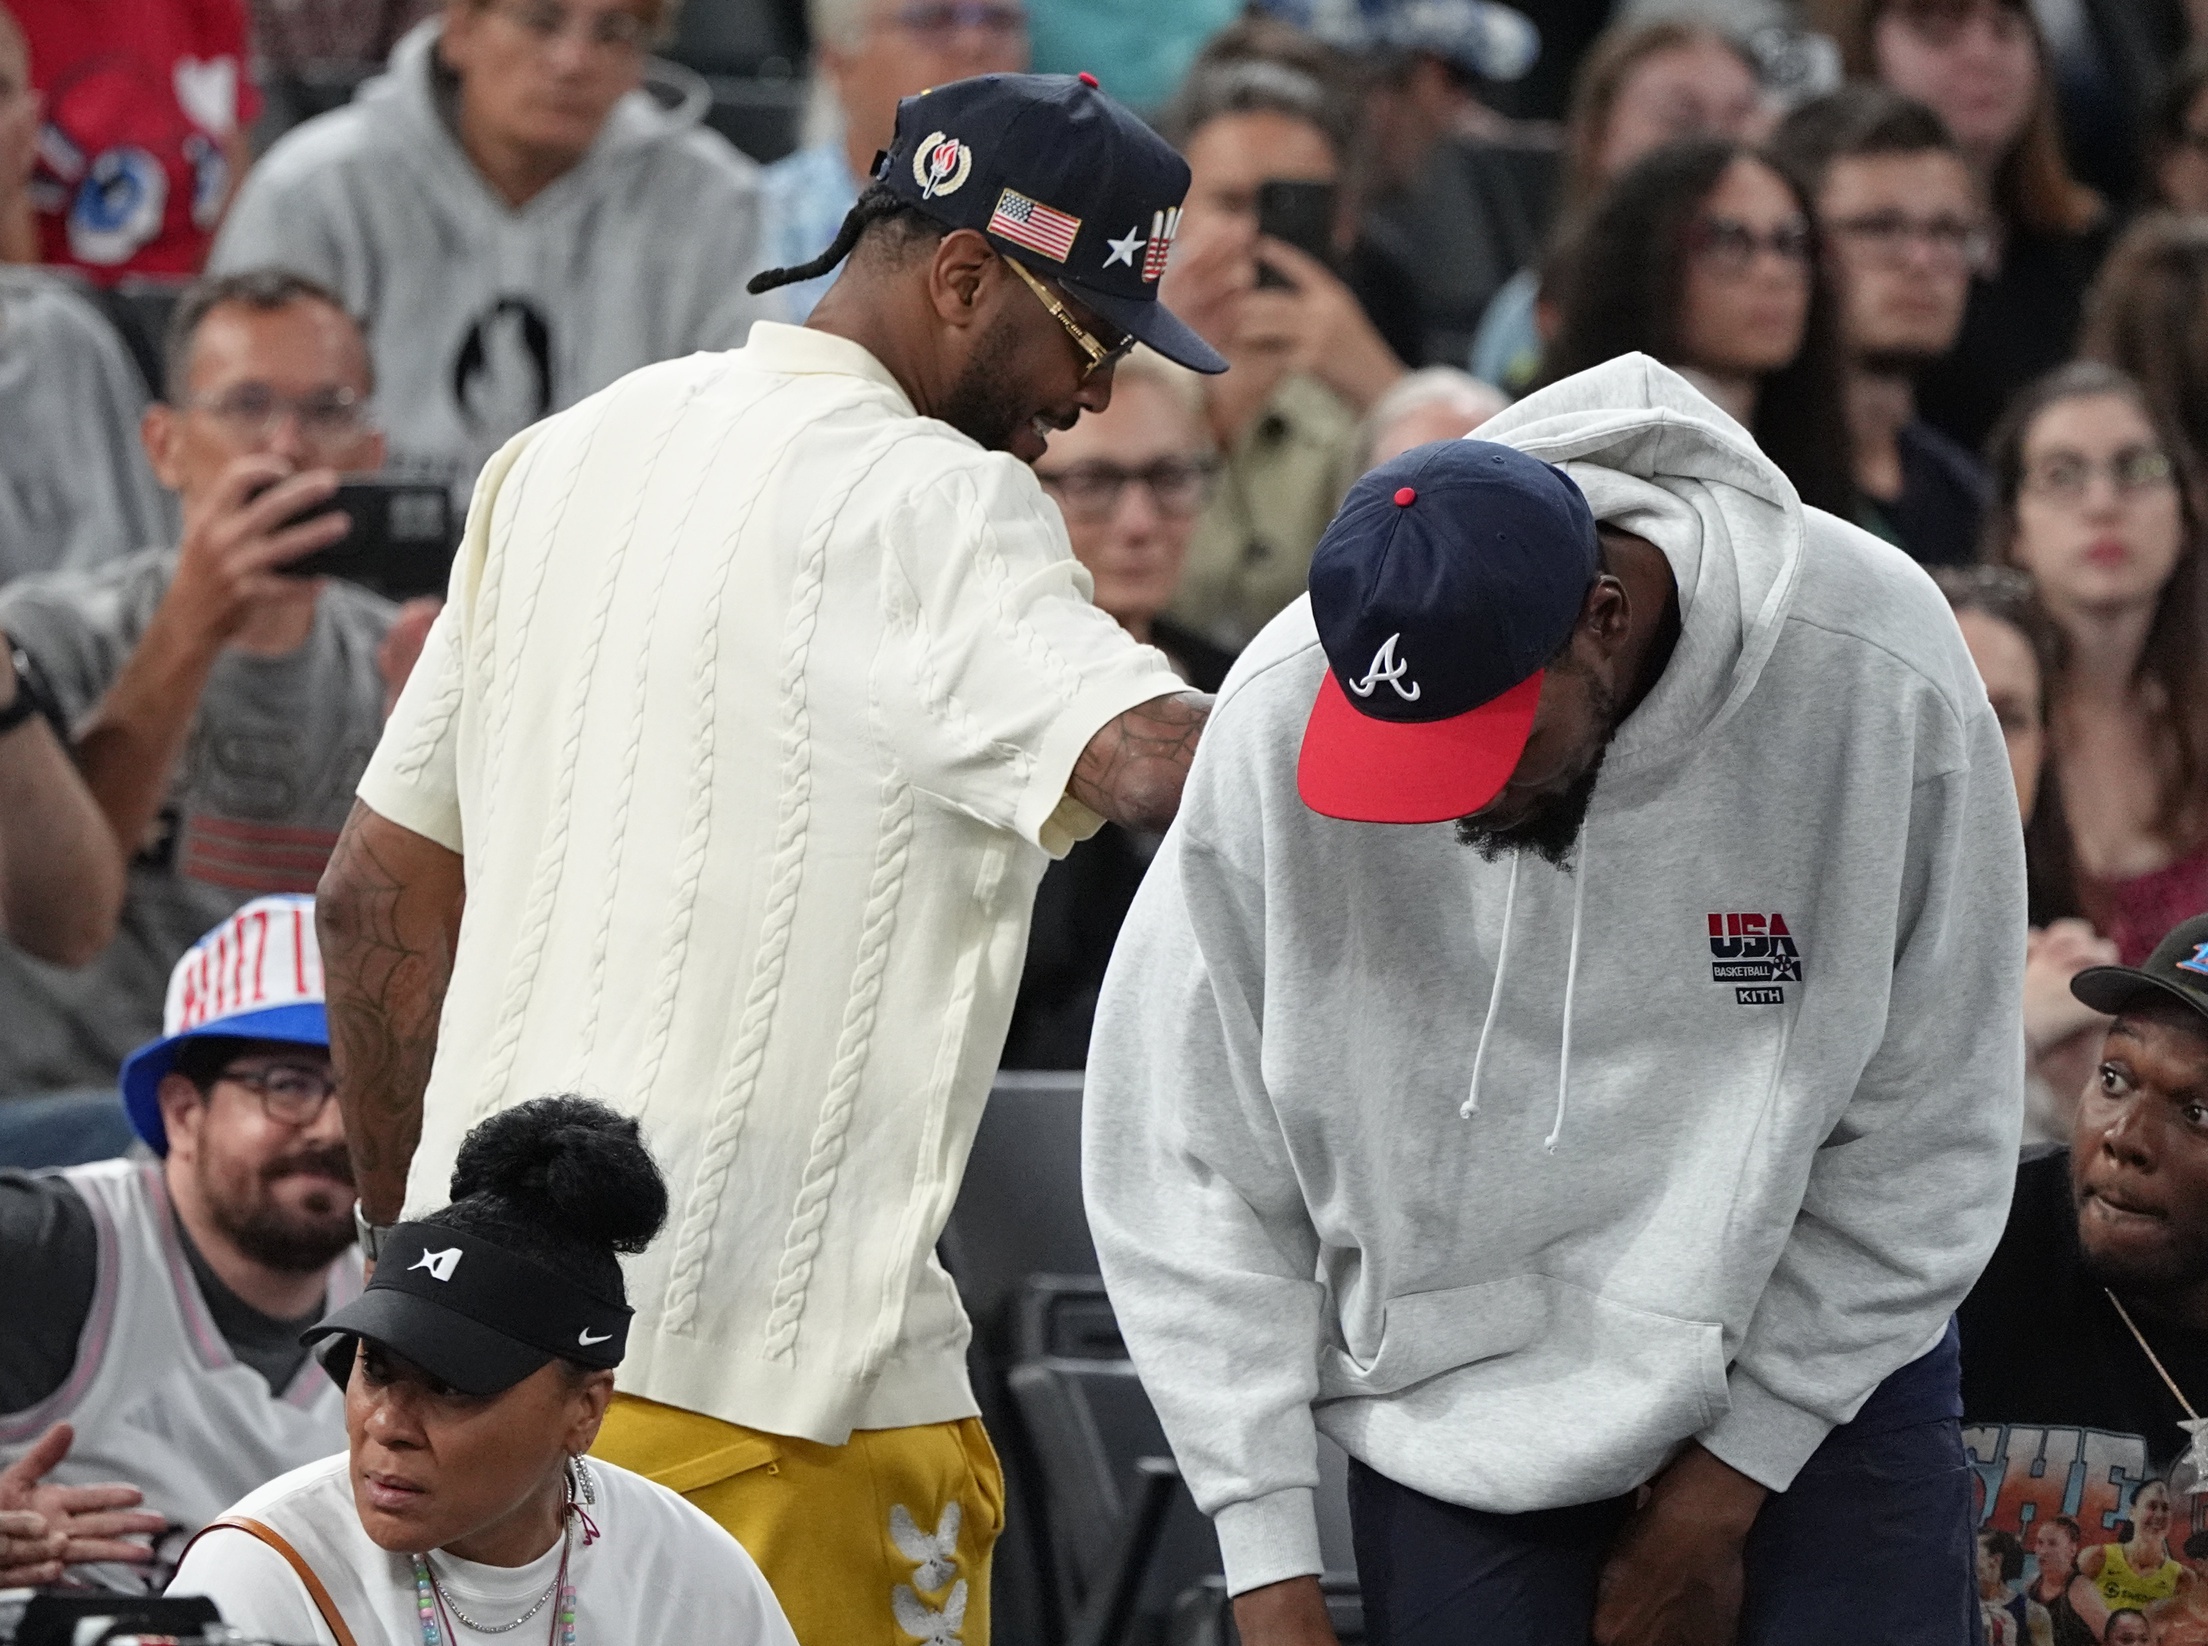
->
xmin=316 ymin=800 xmax=465 ymax=1224
xmin=1068 ymin=691 xmax=1212 ymax=835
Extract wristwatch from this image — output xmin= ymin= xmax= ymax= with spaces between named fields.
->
xmin=354 ymin=1202 xmax=395 ymax=1261
xmin=0 ymin=642 xmax=58 ymax=739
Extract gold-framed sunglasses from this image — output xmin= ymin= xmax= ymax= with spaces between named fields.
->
xmin=1004 ymin=256 xmax=1136 ymax=381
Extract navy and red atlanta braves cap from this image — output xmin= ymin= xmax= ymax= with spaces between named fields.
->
xmin=1299 ymin=440 xmax=1600 ymax=824
xmin=2072 ymin=913 xmax=2208 ymax=1026
xmin=876 ymin=72 xmax=1228 ymax=375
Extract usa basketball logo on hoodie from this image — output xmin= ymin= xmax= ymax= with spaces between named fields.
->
xmin=1709 ymin=912 xmax=1802 ymax=1004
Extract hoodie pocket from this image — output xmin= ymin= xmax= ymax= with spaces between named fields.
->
xmin=1318 ymin=1273 xmax=1730 ymax=1436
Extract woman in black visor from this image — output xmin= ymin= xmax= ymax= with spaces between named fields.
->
xmin=168 ymin=1096 xmax=796 ymax=1646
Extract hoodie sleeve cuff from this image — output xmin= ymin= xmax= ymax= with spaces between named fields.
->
xmin=1697 ymin=1367 xmax=1839 ymax=1492
xmin=1213 ymin=1487 xmax=1325 ymax=1597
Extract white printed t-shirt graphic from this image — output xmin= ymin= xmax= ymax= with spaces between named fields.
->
xmin=357 ymin=321 xmax=1187 ymax=1446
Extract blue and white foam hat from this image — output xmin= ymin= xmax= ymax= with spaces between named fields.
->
xmin=120 ymin=894 xmax=328 ymax=1155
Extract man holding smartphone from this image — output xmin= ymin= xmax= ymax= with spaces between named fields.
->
xmin=0 ymin=268 xmax=431 ymax=1101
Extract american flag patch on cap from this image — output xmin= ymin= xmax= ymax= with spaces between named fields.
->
xmin=987 ymin=188 xmax=1082 ymax=262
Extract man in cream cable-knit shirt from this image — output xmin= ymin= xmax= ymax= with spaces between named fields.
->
xmin=312 ymin=73 xmax=1225 ymax=1646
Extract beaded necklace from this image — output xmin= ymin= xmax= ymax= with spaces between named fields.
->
xmin=411 ymin=1458 xmax=599 ymax=1646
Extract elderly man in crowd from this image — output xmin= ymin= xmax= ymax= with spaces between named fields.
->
xmin=1360 ymin=366 xmax=1506 ymax=471
xmin=209 ymin=0 xmax=779 ymax=501
xmin=0 ymin=897 xmax=358 ymax=1591
xmin=0 ymin=270 xmax=412 ymax=1099
xmin=318 ymin=72 xmax=1221 ymax=1646
xmin=1772 ymin=85 xmax=1992 ymax=568
xmin=762 ymin=0 xmax=1029 ymax=319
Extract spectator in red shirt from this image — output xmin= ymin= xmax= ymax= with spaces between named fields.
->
xmin=13 ymin=0 xmax=258 ymax=280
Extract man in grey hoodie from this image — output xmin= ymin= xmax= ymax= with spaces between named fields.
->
xmin=208 ymin=2 xmax=780 ymax=502
xmin=1085 ymin=355 xmax=2026 ymax=1645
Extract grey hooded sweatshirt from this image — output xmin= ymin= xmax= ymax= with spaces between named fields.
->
xmin=209 ymin=22 xmax=780 ymax=497
xmin=1083 ymin=356 xmax=2026 ymax=1595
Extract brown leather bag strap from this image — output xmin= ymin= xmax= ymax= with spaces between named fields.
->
xmin=181 ymin=1514 xmax=361 ymax=1646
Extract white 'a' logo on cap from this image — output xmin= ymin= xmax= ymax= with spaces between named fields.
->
xmin=410 ymin=1247 xmax=462 ymax=1282
xmin=1350 ymin=633 xmax=1421 ymax=702
xmin=913 ymin=132 xmax=972 ymax=199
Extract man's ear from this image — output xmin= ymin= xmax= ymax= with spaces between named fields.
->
xmin=141 ymin=402 xmax=186 ymax=491
xmin=926 ymin=228 xmax=1000 ymax=330
xmin=1580 ymin=573 xmax=1632 ymax=657
xmin=156 ymin=1071 xmax=207 ymax=1162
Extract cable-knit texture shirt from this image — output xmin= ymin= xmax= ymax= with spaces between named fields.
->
xmin=358 ymin=322 xmax=1186 ymax=1443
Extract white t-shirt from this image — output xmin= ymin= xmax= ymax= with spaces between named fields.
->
xmin=358 ymin=321 xmax=1187 ymax=1445
xmin=167 ymin=1454 xmax=795 ymax=1646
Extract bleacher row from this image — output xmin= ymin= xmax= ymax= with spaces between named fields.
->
xmin=945 ymin=1072 xmax=1359 ymax=1646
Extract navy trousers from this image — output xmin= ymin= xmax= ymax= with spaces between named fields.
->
xmin=1346 ymin=1320 xmax=1982 ymax=1646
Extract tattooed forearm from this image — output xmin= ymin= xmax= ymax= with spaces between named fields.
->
xmin=1068 ymin=690 xmax=1212 ymax=835
xmin=317 ymin=800 xmax=466 ymax=1222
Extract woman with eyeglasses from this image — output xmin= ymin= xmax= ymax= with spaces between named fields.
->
xmin=169 ymin=1095 xmax=797 ymax=1646
xmin=1983 ymin=361 xmax=2208 ymax=968
xmin=1808 ymin=0 xmax=2108 ymax=455
xmin=1537 ymin=137 xmax=1856 ymax=517
xmin=1002 ymin=350 xmax=1229 ymax=1068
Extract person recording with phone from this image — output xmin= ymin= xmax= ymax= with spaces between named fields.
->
xmin=0 ymin=269 xmax=438 ymax=1105
xmin=1155 ymin=22 xmax=1409 ymax=651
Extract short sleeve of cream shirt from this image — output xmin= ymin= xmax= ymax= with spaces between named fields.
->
xmin=360 ymin=329 xmax=1190 ymax=864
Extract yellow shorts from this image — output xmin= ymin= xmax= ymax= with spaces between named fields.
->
xmin=591 ymin=1394 xmax=1005 ymax=1646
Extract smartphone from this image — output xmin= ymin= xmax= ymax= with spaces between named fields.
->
xmin=274 ymin=476 xmax=457 ymax=601
xmin=1255 ymin=178 xmax=1337 ymax=289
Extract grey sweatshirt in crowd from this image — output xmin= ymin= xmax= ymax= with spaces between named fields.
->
xmin=1083 ymin=355 xmax=2027 ymax=1595
xmin=209 ymin=22 xmax=781 ymax=498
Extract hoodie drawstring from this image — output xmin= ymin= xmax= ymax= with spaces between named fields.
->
xmin=1462 ymin=854 xmax=1521 ymax=1119
xmin=1460 ymin=824 xmax=1592 ymax=1153
xmin=1547 ymin=821 xmax=1590 ymax=1153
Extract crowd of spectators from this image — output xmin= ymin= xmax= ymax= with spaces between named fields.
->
xmin=10 ymin=0 xmax=2208 ymax=1636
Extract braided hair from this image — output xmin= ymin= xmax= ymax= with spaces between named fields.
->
xmin=748 ymin=182 xmax=948 ymax=296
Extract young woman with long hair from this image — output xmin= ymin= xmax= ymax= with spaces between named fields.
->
xmin=1983 ymin=361 xmax=2208 ymax=967
xmin=1536 ymin=137 xmax=1855 ymax=517
xmin=1468 ymin=19 xmax=1766 ymax=392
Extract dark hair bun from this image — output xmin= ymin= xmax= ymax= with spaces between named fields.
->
xmin=448 ymin=1096 xmax=668 ymax=1256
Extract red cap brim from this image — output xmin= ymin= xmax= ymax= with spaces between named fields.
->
xmin=1297 ymin=669 xmax=1544 ymax=824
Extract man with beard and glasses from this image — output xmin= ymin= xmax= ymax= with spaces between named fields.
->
xmin=1085 ymin=354 xmax=2028 ymax=1646
xmin=0 ymin=894 xmax=360 ymax=1591
xmin=312 ymin=72 xmax=1224 ymax=1646
xmin=1961 ymin=910 xmax=2208 ymax=1638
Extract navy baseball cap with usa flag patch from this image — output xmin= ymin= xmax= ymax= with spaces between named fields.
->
xmin=876 ymin=72 xmax=1228 ymax=374
xmin=1299 ymin=440 xmax=1600 ymax=825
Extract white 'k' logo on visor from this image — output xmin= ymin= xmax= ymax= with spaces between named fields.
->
xmin=409 ymin=1247 xmax=462 ymax=1282
xmin=1349 ymin=633 xmax=1421 ymax=702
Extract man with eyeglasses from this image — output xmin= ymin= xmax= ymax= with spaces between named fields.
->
xmin=319 ymin=73 xmax=1223 ymax=1645
xmin=0 ymin=895 xmax=361 ymax=1591
xmin=1773 ymin=84 xmax=1995 ymax=569
xmin=209 ymin=0 xmax=778 ymax=506
xmin=0 ymin=269 xmax=417 ymax=1104
xmin=763 ymin=0 xmax=1028 ymax=320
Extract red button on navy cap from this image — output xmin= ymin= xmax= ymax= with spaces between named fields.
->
xmin=1078 ymin=71 xmax=1099 ymax=86
xmin=1298 ymin=440 xmax=1598 ymax=826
